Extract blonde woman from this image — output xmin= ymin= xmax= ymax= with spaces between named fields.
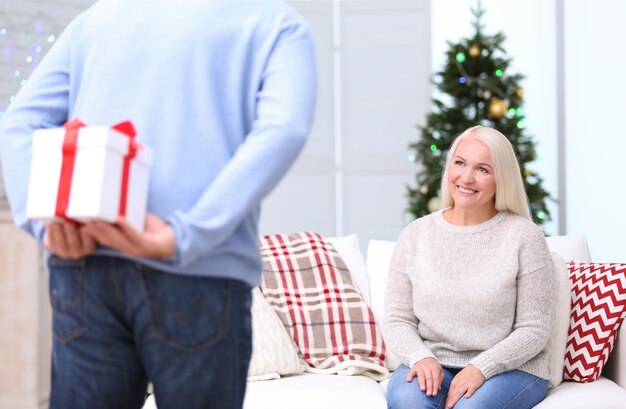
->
xmin=384 ymin=126 xmax=555 ymax=409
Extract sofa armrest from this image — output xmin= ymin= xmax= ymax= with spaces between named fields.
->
xmin=603 ymin=324 xmax=625 ymax=388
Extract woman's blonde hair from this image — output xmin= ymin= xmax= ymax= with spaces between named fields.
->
xmin=439 ymin=125 xmax=531 ymax=219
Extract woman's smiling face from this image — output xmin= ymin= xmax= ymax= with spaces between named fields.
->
xmin=447 ymin=137 xmax=496 ymax=214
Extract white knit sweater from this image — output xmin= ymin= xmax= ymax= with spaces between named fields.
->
xmin=383 ymin=210 xmax=555 ymax=380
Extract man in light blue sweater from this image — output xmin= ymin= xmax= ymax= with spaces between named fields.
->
xmin=0 ymin=0 xmax=316 ymax=408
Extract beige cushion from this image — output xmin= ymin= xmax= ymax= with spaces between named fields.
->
xmin=247 ymin=287 xmax=305 ymax=381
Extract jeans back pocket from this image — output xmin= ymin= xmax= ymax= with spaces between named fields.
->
xmin=140 ymin=268 xmax=231 ymax=352
xmin=48 ymin=256 xmax=88 ymax=343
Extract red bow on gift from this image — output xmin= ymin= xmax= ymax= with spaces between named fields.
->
xmin=55 ymin=118 xmax=140 ymax=222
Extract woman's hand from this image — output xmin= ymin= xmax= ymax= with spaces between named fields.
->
xmin=445 ymin=364 xmax=485 ymax=408
xmin=84 ymin=213 xmax=175 ymax=259
xmin=406 ymin=357 xmax=444 ymax=397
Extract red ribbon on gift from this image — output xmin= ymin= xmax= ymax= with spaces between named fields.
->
xmin=112 ymin=121 xmax=139 ymax=218
xmin=54 ymin=118 xmax=140 ymax=222
xmin=55 ymin=118 xmax=85 ymax=220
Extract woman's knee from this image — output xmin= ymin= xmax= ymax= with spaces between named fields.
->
xmin=452 ymin=395 xmax=490 ymax=409
xmin=452 ymin=371 xmax=548 ymax=409
xmin=387 ymin=369 xmax=418 ymax=408
xmin=387 ymin=369 xmax=445 ymax=409
xmin=387 ymin=388 xmax=445 ymax=409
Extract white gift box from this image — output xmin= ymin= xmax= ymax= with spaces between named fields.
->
xmin=26 ymin=120 xmax=153 ymax=231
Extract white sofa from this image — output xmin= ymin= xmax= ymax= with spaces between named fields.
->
xmin=143 ymin=234 xmax=626 ymax=409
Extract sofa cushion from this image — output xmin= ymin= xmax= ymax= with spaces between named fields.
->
xmin=243 ymin=373 xmax=387 ymax=409
xmin=259 ymin=232 xmax=388 ymax=380
xmin=564 ymin=262 xmax=626 ymax=382
xmin=534 ymin=376 xmax=626 ymax=409
xmin=142 ymin=375 xmax=624 ymax=409
xmin=247 ymin=287 xmax=305 ymax=381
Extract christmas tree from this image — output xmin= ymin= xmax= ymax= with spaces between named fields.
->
xmin=407 ymin=5 xmax=552 ymax=226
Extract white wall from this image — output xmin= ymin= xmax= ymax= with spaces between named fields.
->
xmin=564 ymin=0 xmax=626 ymax=263
xmin=2 ymin=1 xmax=624 ymax=263
xmin=259 ymin=0 xmax=431 ymax=248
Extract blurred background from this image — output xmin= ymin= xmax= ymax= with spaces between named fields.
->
xmin=1 ymin=0 xmax=624 ymax=263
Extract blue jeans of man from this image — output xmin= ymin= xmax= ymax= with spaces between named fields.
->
xmin=47 ymin=255 xmax=253 ymax=409
xmin=387 ymin=364 xmax=548 ymax=409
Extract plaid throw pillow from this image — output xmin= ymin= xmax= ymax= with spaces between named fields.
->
xmin=563 ymin=262 xmax=626 ymax=382
xmin=259 ymin=232 xmax=389 ymax=380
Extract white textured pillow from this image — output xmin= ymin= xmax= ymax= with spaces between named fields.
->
xmin=327 ymin=235 xmax=370 ymax=302
xmin=547 ymin=252 xmax=571 ymax=389
xmin=247 ymin=287 xmax=305 ymax=381
xmin=365 ymin=239 xmax=402 ymax=371
xmin=546 ymin=235 xmax=592 ymax=263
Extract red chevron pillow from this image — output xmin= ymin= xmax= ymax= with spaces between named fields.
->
xmin=563 ymin=262 xmax=626 ymax=382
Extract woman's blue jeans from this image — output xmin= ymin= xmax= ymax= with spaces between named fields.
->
xmin=387 ymin=364 xmax=548 ymax=409
xmin=47 ymin=255 xmax=253 ymax=409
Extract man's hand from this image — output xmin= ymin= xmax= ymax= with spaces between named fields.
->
xmin=406 ymin=357 xmax=444 ymax=397
xmin=84 ymin=213 xmax=175 ymax=260
xmin=444 ymin=364 xmax=485 ymax=408
xmin=44 ymin=221 xmax=96 ymax=260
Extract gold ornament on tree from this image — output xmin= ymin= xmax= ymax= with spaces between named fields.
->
xmin=469 ymin=44 xmax=480 ymax=57
xmin=488 ymin=98 xmax=508 ymax=119
xmin=427 ymin=196 xmax=441 ymax=213
xmin=516 ymin=88 xmax=524 ymax=98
